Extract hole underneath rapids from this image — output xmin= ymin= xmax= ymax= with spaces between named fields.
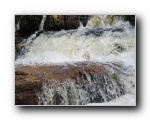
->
xmin=37 ymin=72 xmax=125 ymax=105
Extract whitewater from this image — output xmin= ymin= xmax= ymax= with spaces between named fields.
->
xmin=15 ymin=15 xmax=136 ymax=106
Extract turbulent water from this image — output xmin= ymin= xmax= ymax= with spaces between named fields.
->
xmin=15 ymin=15 xmax=136 ymax=105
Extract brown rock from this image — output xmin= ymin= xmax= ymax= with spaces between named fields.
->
xmin=123 ymin=15 xmax=135 ymax=26
xmin=44 ymin=15 xmax=54 ymax=30
xmin=15 ymin=62 xmax=109 ymax=105
xmin=15 ymin=92 xmax=38 ymax=105
xmin=53 ymin=15 xmax=65 ymax=30
xmin=65 ymin=20 xmax=80 ymax=30
xmin=65 ymin=15 xmax=79 ymax=20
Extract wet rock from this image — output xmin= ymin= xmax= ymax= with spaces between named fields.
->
xmin=65 ymin=19 xmax=80 ymax=30
xmin=65 ymin=15 xmax=79 ymax=20
xmin=85 ymin=28 xmax=124 ymax=37
xmin=15 ymin=92 xmax=38 ymax=105
xmin=44 ymin=15 xmax=54 ymax=30
xmin=16 ymin=15 xmax=43 ymax=36
xmin=79 ymin=15 xmax=89 ymax=27
xmin=53 ymin=91 xmax=64 ymax=105
xmin=123 ymin=15 xmax=135 ymax=26
xmin=111 ymin=43 xmax=126 ymax=54
xmin=85 ymin=28 xmax=104 ymax=36
xmin=43 ymin=15 xmax=88 ymax=30
xmin=15 ymin=62 xmax=108 ymax=105
xmin=15 ymin=62 xmax=125 ymax=105
xmin=111 ymin=28 xmax=124 ymax=32
xmin=53 ymin=15 xmax=65 ymax=30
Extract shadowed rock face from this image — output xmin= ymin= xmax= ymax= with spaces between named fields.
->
xmin=15 ymin=15 xmax=43 ymax=36
xmin=15 ymin=62 xmax=125 ymax=105
xmin=44 ymin=15 xmax=81 ymax=30
xmin=15 ymin=15 xmax=89 ymax=34
xmin=123 ymin=15 xmax=135 ymax=26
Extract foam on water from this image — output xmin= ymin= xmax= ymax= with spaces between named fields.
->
xmin=87 ymin=94 xmax=136 ymax=106
xmin=16 ymin=26 xmax=135 ymax=67
xmin=15 ymin=15 xmax=136 ymax=105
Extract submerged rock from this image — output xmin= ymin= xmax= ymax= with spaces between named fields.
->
xmin=110 ymin=43 xmax=126 ymax=55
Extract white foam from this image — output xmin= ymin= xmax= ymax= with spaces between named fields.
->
xmin=87 ymin=94 xmax=136 ymax=106
xmin=15 ymin=15 xmax=136 ymax=105
xmin=16 ymin=26 xmax=135 ymax=66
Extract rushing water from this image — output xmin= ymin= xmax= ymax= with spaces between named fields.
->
xmin=39 ymin=15 xmax=47 ymax=31
xmin=15 ymin=15 xmax=136 ymax=105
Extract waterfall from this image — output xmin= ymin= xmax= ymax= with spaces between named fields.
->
xmin=39 ymin=15 xmax=47 ymax=31
xmin=16 ymin=20 xmax=20 ymax=30
xmin=36 ymin=61 xmax=135 ymax=105
xmin=15 ymin=15 xmax=136 ymax=105
xmin=15 ymin=20 xmax=20 ymax=32
xmin=37 ymin=69 xmax=124 ymax=105
xmin=78 ymin=21 xmax=84 ymax=29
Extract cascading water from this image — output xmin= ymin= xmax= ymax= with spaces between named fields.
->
xmin=37 ymin=66 xmax=127 ymax=105
xmin=16 ymin=20 xmax=20 ymax=31
xmin=15 ymin=15 xmax=136 ymax=105
xmin=39 ymin=15 xmax=47 ymax=31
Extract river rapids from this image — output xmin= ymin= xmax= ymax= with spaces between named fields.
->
xmin=15 ymin=15 xmax=136 ymax=106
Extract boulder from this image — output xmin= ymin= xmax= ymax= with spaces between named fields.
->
xmin=53 ymin=15 xmax=65 ymax=30
xmin=65 ymin=15 xmax=79 ymax=20
xmin=15 ymin=62 xmax=125 ymax=105
xmin=65 ymin=19 xmax=80 ymax=30
xmin=16 ymin=15 xmax=43 ymax=36
xmin=44 ymin=15 xmax=54 ymax=31
xmin=15 ymin=62 xmax=108 ymax=105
